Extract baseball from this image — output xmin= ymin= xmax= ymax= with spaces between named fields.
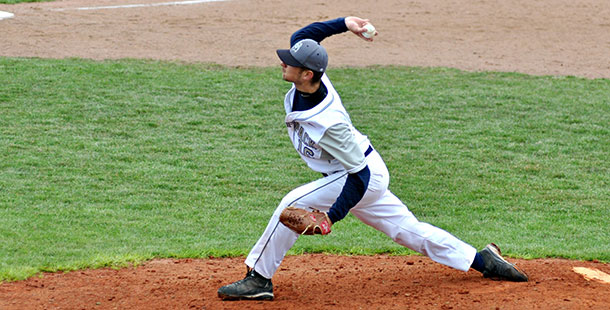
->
xmin=362 ymin=23 xmax=376 ymax=39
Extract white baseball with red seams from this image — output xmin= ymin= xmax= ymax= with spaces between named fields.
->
xmin=362 ymin=23 xmax=376 ymax=38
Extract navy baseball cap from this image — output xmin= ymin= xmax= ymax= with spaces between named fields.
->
xmin=277 ymin=39 xmax=328 ymax=73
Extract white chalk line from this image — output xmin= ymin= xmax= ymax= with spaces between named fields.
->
xmin=51 ymin=0 xmax=228 ymax=12
xmin=0 ymin=10 xmax=15 ymax=20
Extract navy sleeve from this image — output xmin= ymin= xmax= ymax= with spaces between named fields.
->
xmin=326 ymin=166 xmax=370 ymax=223
xmin=290 ymin=17 xmax=349 ymax=46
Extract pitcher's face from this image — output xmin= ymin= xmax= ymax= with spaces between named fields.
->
xmin=280 ymin=62 xmax=307 ymax=83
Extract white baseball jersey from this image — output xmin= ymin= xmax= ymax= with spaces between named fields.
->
xmin=284 ymin=74 xmax=370 ymax=174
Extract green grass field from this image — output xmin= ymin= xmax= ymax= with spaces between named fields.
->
xmin=0 ymin=57 xmax=608 ymax=282
xmin=0 ymin=0 xmax=50 ymax=4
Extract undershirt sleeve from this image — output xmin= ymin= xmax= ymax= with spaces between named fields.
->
xmin=290 ymin=17 xmax=348 ymax=46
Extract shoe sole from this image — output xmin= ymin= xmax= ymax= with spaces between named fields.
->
xmin=218 ymin=291 xmax=274 ymax=301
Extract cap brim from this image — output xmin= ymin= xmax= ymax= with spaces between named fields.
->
xmin=276 ymin=49 xmax=303 ymax=67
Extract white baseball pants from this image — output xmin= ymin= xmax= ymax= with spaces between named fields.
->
xmin=245 ymin=150 xmax=477 ymax=279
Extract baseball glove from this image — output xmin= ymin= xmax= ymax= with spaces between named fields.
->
xmin=279 ymin=206 xmax=332 ymax=235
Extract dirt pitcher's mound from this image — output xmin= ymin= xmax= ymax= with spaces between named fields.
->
xmin=1 ymin=254 xmax=609 ymax=310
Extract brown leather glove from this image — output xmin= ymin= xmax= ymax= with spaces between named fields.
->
xmin=279 ymin=206 xmax=332 ymax=235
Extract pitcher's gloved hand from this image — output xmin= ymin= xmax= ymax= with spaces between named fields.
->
xmin=279 ymin=206 xmax=332 ymax=235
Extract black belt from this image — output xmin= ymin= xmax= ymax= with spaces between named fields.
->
xmin=364 ymin=145 xmax=374 ymax=157
xmin=322 ymin=145 xmax=374 ymax=177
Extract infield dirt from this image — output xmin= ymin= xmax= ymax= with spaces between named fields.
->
xmin=2 ymin=0 xmax=610 ymax=78
xmin=1 ymin=0 xmax=609 ymax=309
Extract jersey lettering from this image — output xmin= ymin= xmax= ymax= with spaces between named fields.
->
xmin=288 ymin=121 xmax=321 ymax=159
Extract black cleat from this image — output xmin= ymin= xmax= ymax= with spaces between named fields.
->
xmin=218 ymin=268 xmax=274 ymax=300
xmin=480 ymin=243 xmax=528 ymax=282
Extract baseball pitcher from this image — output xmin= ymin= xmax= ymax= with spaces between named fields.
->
xmin=218 ymin=16 xmax=528 ymax=301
